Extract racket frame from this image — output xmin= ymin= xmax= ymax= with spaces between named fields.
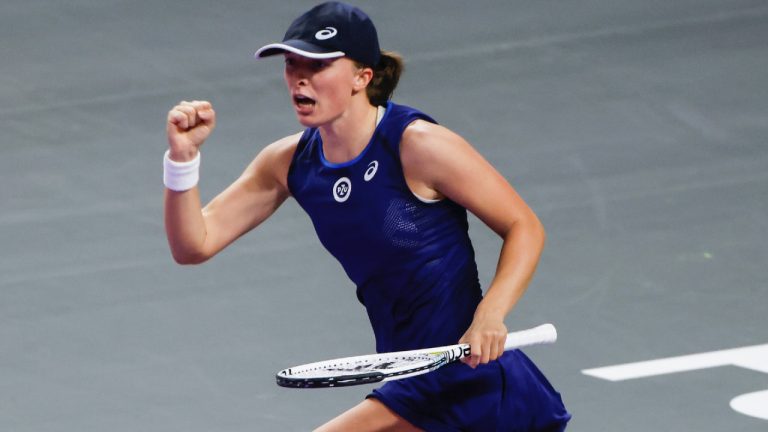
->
xmin=276 ymin=323 xmax=557 ymax=388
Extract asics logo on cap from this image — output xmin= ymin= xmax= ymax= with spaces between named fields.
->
xmin=333 ymin=177 xmax=351 ymax=202
xmin=315 ymin=27 xmax=338 ymax=40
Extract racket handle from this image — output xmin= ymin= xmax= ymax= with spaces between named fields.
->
xmin=504 ymin=323 xmax=558 ymax=351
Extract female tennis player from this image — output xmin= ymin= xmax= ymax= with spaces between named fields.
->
xmin=163 ymin=2 xmax=570 ymax=430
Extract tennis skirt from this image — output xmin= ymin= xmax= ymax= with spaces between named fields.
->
xmin=368 ymin=349 xmax=570 ymax=431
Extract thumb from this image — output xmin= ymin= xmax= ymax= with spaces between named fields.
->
xmin=197 ymin=106 xmax=216 ymax=128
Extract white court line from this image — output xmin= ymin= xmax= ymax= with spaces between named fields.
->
xmin=731 ymin=390 xmax=768 ymax=420
xmin=582 ymin=343 xmax=768 ymax=381
xmin=583 ymin=343 xmax=768 ymax=421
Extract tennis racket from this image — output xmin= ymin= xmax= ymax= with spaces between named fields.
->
xmin=276 ymin=323 xmax=557 ymax=388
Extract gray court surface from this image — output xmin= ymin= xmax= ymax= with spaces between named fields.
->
xmin=2 ymin=1 xmax=767 ymax=430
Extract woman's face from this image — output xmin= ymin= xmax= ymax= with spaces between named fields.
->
xmin=283 ymin=53 xmax=362 ymax=127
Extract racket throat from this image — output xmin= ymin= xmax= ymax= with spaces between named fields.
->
xmin=444 ymin=345 xmax=472 ymax=362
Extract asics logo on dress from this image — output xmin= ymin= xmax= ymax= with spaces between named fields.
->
xmin=315 ymin=27 xmax=338 ymax=40
xmin=364 ymin=160 xmax=379 ymax=181
xmin=333 ymin=177 xmax=351 ymax=202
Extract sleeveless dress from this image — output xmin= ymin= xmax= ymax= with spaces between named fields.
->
xmin=287 ymin=102 xmax=570 ymax=431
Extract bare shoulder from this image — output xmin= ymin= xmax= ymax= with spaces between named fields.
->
xmin=243 ymin=131 xmax=303 ymax=191
xmin=400 ymin=119 xmax=482 ymax=201
xmin=401 ymin=119 xmax=477 ymax=174
xmin=401 ymin=118 xmax=446 ymax=149
xmin=259 ymin=131 xmax=303 ymax=166
xmin=401 ymin=118 xmax=510 ymax=207
xmin=401 ymin=119 xmax=469 ymax=163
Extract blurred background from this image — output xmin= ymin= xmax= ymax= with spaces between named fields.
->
xmin=1 ymin=1 xmax=766 ymax=430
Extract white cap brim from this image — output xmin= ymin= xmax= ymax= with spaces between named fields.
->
xmin=254 ymin=43 xmax=345 ymax=60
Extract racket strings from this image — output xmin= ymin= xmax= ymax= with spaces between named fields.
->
xmin=276 ymin=324 xmax=557 ymax=388
xmin=285 ymin=353 xmax=439 ymax=378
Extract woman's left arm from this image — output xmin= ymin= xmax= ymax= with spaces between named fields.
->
xmin=401 ymin=120 xmax=546 ymax=369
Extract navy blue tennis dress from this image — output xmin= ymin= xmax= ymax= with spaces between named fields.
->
xmin=287 ymin=102 xmax=570 ymax=431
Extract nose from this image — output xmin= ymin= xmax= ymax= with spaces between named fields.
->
xmin=285 ymin=69 xmax=309 ymax=88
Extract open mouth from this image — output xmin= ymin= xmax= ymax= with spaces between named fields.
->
xmin=293 ymin=94 xmax=316 ymax=107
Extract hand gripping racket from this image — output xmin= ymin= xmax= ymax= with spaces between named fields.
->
xmin=276 ymin=323 xmax=557 ymax=388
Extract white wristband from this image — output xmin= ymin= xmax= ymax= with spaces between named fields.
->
xmin=163 ymin=150 xmax=200 ymax=191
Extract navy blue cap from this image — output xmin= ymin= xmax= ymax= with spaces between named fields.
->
xmin=254 ymin=2 xmax=381 ymax=66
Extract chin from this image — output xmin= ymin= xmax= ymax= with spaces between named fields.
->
xmin=295 ymin=109 xmax=336 ymax=128
xmin=295 ymin=115 xmax=322 ymax=128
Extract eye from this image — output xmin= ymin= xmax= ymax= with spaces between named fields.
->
xmin=311 ymin=60 xmax=330 ymax=70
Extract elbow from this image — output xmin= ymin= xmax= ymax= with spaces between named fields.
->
xmin=166 ymin=235 xmax=213 ymax=265
xmin=534 ymin=215 xmax=546 ymax=247
xmin=172 ymin=254 xmax=209 ymax=266
xmin=527 ymin=211 xmax=546 ymax=253
xmin=172 ymin=255 xmax=201 ymax=266
xmin=169 ymin=248 xmax=210 ymax=265
xmin=505 ymin=212 xmax=546 ymax=251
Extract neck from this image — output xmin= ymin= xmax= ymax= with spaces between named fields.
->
xmin=319 ymin=98 xmax=379 ymax=164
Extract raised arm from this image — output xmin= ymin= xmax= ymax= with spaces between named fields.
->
xmin=164 ymin=100 xmax=298 ymax=264
xmin=401 ymin=120 xmax=546 ymax=368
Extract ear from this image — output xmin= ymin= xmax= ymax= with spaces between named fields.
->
xmin=353 ymin=66 xmax=374 ymax=92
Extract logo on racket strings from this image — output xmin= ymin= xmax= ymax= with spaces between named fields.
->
xmin=315 ymin=27 xmax=338 ymax=40
xmin=364 ymin=160 xmax=379 ymax=181
xmin=333 ymin=177 xmax=351 ymax=202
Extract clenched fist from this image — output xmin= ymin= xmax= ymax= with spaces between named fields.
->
xmin=166 ymin=100 xmax=216 ymax=162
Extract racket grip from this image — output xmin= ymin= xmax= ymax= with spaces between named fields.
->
xmin=503 ymin=323 xmax=558 ymax=351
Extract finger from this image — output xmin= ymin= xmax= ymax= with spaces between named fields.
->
xmin=168 ymin=109 xmax=189 ymax=130
xmin=480 ymin=336 xmax=491 ymax=365
xmin=458 ymin=331 xmax=470 ymax=365
xmin=190 ymin=100 xmax=212 ymax=110
xmin=466 ymin=355 xmax=479 ymax=369
xmin=494 ymin=337 xmax=505 ymax=361
xmin=488 ymin=332 xmax=504 ymax=361
xmin=191 ymin=101 xmax=214 ymax=125
xmin=197 ymin=107 xmax=215 ymax=124
xmin=469 ymin=336 xmax=482 ymax=369
xmin=175 ymin=105 xmax=199 ymax=128
xmin=182 ymin=100 xmax=212 ymax=117
xmin=486 ymin=339 xmax=499 ymax=363
xmin=460 ymin=350 xmax=479 ymax=368
xmin=458 ymin=343 xmax=473 ymax=366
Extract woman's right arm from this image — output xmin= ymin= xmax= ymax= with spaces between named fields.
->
xmin=164 ymin=100 xmax=299 ymax=264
